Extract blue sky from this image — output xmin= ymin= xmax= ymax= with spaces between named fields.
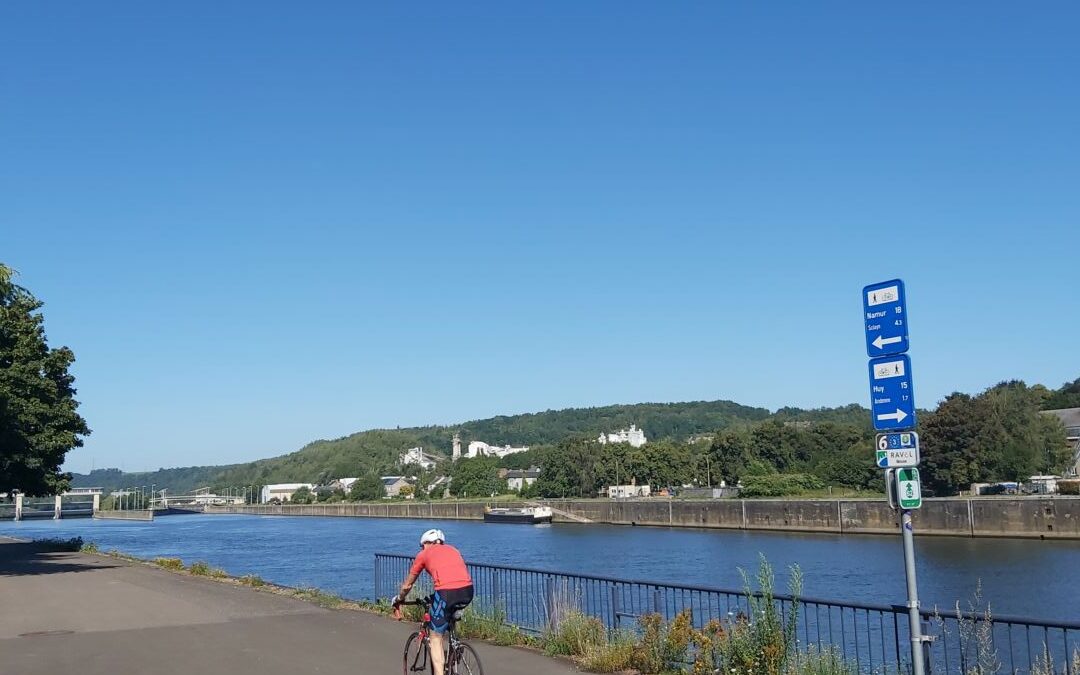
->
xmin=2 ymin=3 xmax=1077 ymax=473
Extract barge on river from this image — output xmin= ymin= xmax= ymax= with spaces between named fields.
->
xmin=483 ymin=506 xmax=553 ymax=524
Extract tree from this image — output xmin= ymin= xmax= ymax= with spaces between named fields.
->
xmin=1043 ymin=377 xmax=1080 ymax=410
xmin=290 ymin=486 xmax=314 ymax=504
xmin=349 ymin=474 xmax=385 ymax=501
xmin=449 ymin=457 xmax=503 ymax=498
xmin=0 ymin=264 xmax=91 ymax=496
xmin=921 ymin=382 xmax=1069 ymax=495
xmin=534 ymin=437 xmax=604 ymax=498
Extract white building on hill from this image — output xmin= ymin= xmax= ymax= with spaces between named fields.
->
xmin=464 ymin=441 xmax=530 ymax=459
xmin=598 ymin=424 xmax=647 ymax=448
xmin=399 ymin=447 xmax=442 ymax=471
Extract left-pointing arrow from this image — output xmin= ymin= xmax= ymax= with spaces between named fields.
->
xmin=876 ymin=409 xmax=908 ymax=423
xmin=872 ymin=335 xmax=903 ymax=350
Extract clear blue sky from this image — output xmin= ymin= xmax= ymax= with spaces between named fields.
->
xmin=2 ymin=3 xmax=1077 ymax=473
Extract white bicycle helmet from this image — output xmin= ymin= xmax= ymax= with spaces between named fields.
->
xmin=420 ymin=528 xmax=445 ymax=545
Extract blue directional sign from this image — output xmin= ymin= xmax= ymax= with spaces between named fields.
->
xmin=868 ymin=354 xmax=917 ymax=431
xmin=863 ymin=279 xmax=909 ymax=357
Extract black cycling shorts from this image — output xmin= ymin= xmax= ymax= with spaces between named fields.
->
xmin=430 ymin=585 xmax=474 ymax=634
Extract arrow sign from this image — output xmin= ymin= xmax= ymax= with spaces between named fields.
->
xmin=868 ymin=354 xmax=917 ymax=431
xmin=863 ymin=279 xmax=909 ymax=357
xmin=872 ymin=335 xmax=903 ymax=350
xmin=896 ymin=468 xmax=922 ymax=509
xmin=876 ymin=409 xmax=908 ymax=423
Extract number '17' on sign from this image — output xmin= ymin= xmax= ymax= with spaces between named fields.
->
xmin=868 ymin=354 xmax=917 ymax=431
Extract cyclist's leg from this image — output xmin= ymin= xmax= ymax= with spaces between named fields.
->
xmin=428 ymin=591 xmax=449 ymax=675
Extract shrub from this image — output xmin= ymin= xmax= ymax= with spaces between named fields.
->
xmin=155 ymin=557 xmax=185 ymax=571
xmin=240 ymin=574 xmax=266 ymax=587
xmin=581 ymin=633 xmax=637 ymax=673
xmin=80 ymin=541 xmax=100 ymax=553
xmin=632 ymin=610 xmax=695 ymax=674
xmin=544 ymin=610 xmax=606 ymax=657
xmin=705 ymin=555 xmax=803 ymax=675
xmin=787 ymin=645 xmax=857 ymax=675
xmin=293 ymin=587 xmax=343 ymax=608
xmin=188 ymin=561 xmax=212 ymax=576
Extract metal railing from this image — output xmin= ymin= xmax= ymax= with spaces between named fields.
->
xmin=374 ymin=553 xmax=1078 ymax=674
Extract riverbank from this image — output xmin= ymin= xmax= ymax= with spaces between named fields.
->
xmin=209 ymin=495 xmax=1080 ymax=539
xmin=0 ymin=536 xmax=581 ymax=675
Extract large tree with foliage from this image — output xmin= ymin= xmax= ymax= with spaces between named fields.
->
xmin=349 ymin=474 xmax=385 ymax=501
xmin=1043 ymin=377 xmax=1080 ymax=410
xmin=0 ymin=265 xmax=91 ymax=496
xmin=449 ymin=456 xmax=503 ymax=498
xmin=921 ymin=381 xmax=1069 ymax=495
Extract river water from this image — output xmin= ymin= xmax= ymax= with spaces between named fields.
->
xmin=2 ymin=514 xmax=1076 ymax=622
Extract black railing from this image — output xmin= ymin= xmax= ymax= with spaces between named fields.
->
xmin=374 ymin=553 xmax=1077 ymax=674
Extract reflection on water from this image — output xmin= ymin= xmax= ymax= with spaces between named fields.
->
xmin=2 ymin=514 xmax=1076 ymax=621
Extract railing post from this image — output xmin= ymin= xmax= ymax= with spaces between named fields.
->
xmin=610 ymin=585 xmax=621 ymax=630
xmin=374 ymin=556 xmax=382 ymax=601
xmin=653 ymin=588 xmax=663 ymax=617
xmin=492 ymin=574 xmax=502 ymax=610
xmin=546 ymin=577 xmax=557 ymax=628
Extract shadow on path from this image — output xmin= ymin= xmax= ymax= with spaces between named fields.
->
xmin=0 ymin=541 xmax=118 ymax=577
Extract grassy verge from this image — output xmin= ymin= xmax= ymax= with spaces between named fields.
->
xmin=70 ymin=541 xmax=853 ymax=674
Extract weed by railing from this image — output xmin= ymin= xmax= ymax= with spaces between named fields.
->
xmin=374 ymin=552 xmax=1080 ymax=674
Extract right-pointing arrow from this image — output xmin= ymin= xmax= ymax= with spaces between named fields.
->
xmin=873 ymin=335 xmax=903 ymax=350
xmin=877 ymin=409 xmax=908 ymax=423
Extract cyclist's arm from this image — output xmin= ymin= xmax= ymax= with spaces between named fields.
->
xmin=399 ymin=571 xmax=420 ymax=598
xmin=398 ymin=550 xmax=427 ymax=599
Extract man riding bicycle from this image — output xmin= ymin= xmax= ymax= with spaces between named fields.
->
xmin=392 ymin=529 xmax=474 ymax=675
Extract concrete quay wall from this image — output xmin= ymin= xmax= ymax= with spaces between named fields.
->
xmin=209 ymin=497 xmax=1080 ymax=539
xmin=94 ymin=509 xmax=154 ymax=521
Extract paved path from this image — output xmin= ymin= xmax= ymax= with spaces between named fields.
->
xmin=0 ymin=537 xmax=578 ymax=675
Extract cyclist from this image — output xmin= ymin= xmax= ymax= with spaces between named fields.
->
xmin=392 ymin=529 xmax=474 ymax=675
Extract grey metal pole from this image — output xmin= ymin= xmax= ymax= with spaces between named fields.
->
xmin=901 ymin=509 xmax=926 ymax=675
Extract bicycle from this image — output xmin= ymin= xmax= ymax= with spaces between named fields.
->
xmin=399 ymin=597 xmax=484 ymax=675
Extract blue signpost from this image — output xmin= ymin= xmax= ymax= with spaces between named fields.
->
xmin=868 ymin=354 xmax=917 ymax=431
xmin=860 ymin=279 xmax=926 ymax=675
xmin=862 ymin=279 xmax=909 ymax=357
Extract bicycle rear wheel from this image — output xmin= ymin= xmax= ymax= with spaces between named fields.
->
xmin=448 ymin=642 xmax=483 ymax=675
xmin=403 ymin=631 xmax=432 ymax=675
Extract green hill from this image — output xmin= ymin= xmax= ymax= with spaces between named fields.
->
xmin=71 ymin=398 xmax=793 ymax=493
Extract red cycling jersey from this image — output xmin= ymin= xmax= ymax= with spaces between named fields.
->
xmin=409 ymin=543 xmax=472 ymax=591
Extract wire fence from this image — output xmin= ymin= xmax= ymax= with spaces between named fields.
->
xmin=375 ymin=553 xmax=1078 ymax=674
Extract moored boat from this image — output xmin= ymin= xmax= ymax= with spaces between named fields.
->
xmin=483 ymin=506 xmax=553 ymax=524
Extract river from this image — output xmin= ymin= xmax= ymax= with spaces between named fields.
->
xmin=2 ymin=514 xmax=1076 ymax=621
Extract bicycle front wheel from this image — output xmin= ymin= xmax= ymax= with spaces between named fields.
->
xmin=403 ymin=631 xmax=432 ymax=675
xmin=448 ymin=642 xmax=484 ymax=675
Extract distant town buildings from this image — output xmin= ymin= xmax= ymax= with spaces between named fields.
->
xmin=380 ymin=476 xmax=412 ymax=497
xmin=399 ymin=447 xmax=442 ymax=471
xmin=501 ymin=468 xmax=540 ymax=491
xmin=330 ymin=477 xmax=359 ymax=493
xmin=1043 ymin=407 xmax=1080 ymax=476
xmin=63 ymin=487 xmax=104 ymax=496
xmin=598 ymin=424 xmax=647 ymax=448
xmin=260 ymin=483 xmax=315 ymax=503
xmin=607 ymin=482 xmax=651 ymax=499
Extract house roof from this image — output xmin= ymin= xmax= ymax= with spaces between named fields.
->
xmin=1044 ymin=408 xmax=1080 ymax=436
xmin=505 ymin=469 xmax=540 ymax=479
